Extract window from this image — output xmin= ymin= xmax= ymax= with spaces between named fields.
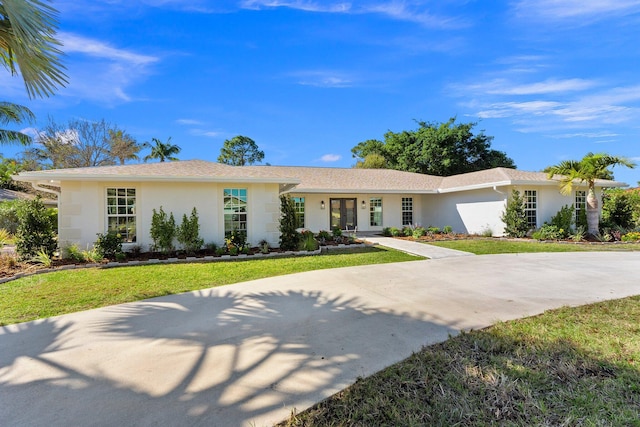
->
xmin=523 ymin=190 xmax=537 ymax=228
xmin=223 ymin=188 xmax=247 ymax=237
xmin=370 ymin=198 xmax=382 ymax=226
xmin=106 ymin=188 xmax=136 ymax=242
xmin=292 ymin=197 xmax=305 ymax=228
xmin=575 ymin=190 xmax=586 ymax=224
xmin=402 ymin=197 xmax=413 ymax=226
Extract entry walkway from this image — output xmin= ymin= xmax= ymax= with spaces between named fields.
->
xmin=361 ymin=235 xmax=474 ymax=259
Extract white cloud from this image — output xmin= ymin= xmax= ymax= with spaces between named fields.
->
xmin=320 ymin=154 xmax=341 ymax=162
xmin=176 ymin=119 xmax=204 ymax=125
xmin=513 ymin=0 xmax=640 ymax=20
xmin=54 ymin=33 xmax=160 ymax=105
xmin=290 ymin=70 xmax=354 ymax=88
xmin=240 ymin=0 xmax=351 ymax=13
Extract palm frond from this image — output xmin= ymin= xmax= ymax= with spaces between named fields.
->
xmin=1 ymin=0 xmax=68 ymax=98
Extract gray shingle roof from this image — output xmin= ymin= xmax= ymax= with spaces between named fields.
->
xmin=14 ymin=160 xmax=626 ymax=192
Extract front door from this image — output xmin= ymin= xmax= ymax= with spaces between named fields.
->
xmin=330 ymin=198 xmax=357 ymax=230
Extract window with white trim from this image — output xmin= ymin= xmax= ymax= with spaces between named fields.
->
xmin=402 ymin=197 xmax=413 ymax=226
xmin=370 ymin=198 xmax=382 ymax=226
xmin=575 ymin=190 xmax=586 ymax=224
xmin=106 ymin=188 xmax=136 ymax=242
xmin=224 ymin=188 xmax=247 ymax=237
xmin=292 ymin=197 xmax=305 ymax=228
xmin=524 ymin=190 xmax=537 ymax=228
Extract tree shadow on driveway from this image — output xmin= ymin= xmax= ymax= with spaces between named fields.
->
xmin=0 ymin=287 xmax=457 ymax=426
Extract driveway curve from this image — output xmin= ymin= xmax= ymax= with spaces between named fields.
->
xmin=2 ymin=252 xmax=640 ymax=427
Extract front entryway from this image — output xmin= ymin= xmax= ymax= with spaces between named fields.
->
xmin=330 ymin=198 xmax=357 ymax=230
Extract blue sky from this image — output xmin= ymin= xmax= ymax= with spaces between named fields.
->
xmin=2 ymin=0 xmax=640 ymax=184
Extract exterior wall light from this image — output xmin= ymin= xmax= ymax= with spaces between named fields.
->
xmin=361 ymin=200 xmax=366 ymax=209
xmin=320 ymin=200 xmax=325 ymax=209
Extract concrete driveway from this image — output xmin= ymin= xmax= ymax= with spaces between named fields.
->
xmin=2 ymin=252 xmax=640 ymax=427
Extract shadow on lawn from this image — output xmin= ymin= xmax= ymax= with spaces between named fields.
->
xmin=0 ymin=287 xmax=457 ymax=426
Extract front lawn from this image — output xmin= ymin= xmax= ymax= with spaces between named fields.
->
xmin=428 ymin=238 xmax=640 ymax=255
xmin=282 ymin=296 xmax=640 ymax=426
xmin=0 ymin=247 xmax=420 ymax=326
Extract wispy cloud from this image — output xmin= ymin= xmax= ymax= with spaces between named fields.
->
xmin=470 ymin=78 xmax=598 ymax=96
xmin=240 ymin=0 xmax=465 ymax=28
xmin=176 ymin=119 xmax=204 ymax=126
xmin=513 ymin=0 xmax=640 ymax=21
xmin=54 ymin=32 xmax=159 ymax=104
xmin=320 ymin=154 xmax=341 ymax=162
xmin=290 ymin=70 xmax=354 ymax=88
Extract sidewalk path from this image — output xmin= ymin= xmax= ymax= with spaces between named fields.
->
xmin=2 ymin=252 xmax=639 ymax=427
xmin=362 ymin=235 xmax=474 ymax=259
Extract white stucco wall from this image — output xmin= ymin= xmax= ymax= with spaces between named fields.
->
xmin=420 ymin=184 xmax=595 ymax=236
xmin=289 ymin=193 xmax=423 ymax=232
xmin=58 ymin=180 xmax=281 ymax=251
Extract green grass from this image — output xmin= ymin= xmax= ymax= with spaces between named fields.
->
xmin=282 ymin=296 xmax=640 ymax=426
xmin=0 ymin=247 xmax=420 ymax=325
xmin=428 ymin=238 xmax=640 ymax=255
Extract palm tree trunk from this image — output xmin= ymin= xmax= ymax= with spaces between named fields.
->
xmin=586 ymin=185 xmax=599 ymax=236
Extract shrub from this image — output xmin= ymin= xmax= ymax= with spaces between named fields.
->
xmin=381 ymin=227 xmax=392 ymax=237
xmin=15 ymin=197 xmax=57 ymax=260
xmin=389 ymin=227 xmax=401 ymax=237
xmin=226 ymin=228 xmax=248 ymax=251
xmin=300 ymin=231 xmax=319 ymax=251
xmin=332 ymin=227 xmax=343 ymax=238
xmin=205 ymin=242 xmax=218 ymax=253
xmin=0 ymin=228 xmax=10 ymax=246
xmin=95 ymin=231 xmax=123 ymax=261
xmin=570 ymin=225 xmax=586 ymax=242
xmin=427 ymin=226 xmax=440 ymax=235
xmin=442 ymin=225 xmax=453 ymax=234
xmin=601 ymin=189 xmax=636 ymax=230
xmin=549 ymin=205 xmax=574 ymax=238
xmin=150 ymin=206 xmax=176 ymax=254
xmin=412 ymin=227 xmax=426 ymax=239
xmin=30 ymin=248 xmax=53 ymax=267
xmin=402 ymin=226 xmax=413 ymax=237
xmin=622 ymin=231 xmax=640 ymax=242
xmin=0 ymin=200 xmax=22 ymax=234
xmin=501 ymin=190 xmax=528 ymax=238
xmin=316 ymin=230 xmax=331 ymax=243
xmin=176 ymin=207 xmax=204 ymax=255
xmin=532 ymin=224 xmax=563 ymax=240
xmin=63 ymin=243 xmax=86 ymax=263
xmin=258 ymin=239 xmax=270 ymax=254
xmin=0 ymin=253 xmax=17 ymax=269
xmin=480 ymin=226 xmax=493 ymax=237
xmin=279 ymin=195 xmax=300 ymax=251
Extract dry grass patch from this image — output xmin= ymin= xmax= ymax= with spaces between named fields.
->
xmin=281 ymin=296 xmax=640 ymax=426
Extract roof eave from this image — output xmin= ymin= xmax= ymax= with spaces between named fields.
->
xmin=13 ymin=173 xmax=300 ymax=185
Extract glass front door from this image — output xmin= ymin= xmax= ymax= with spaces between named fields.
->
xmin=330 ymin=198 xmax=357 ymax=230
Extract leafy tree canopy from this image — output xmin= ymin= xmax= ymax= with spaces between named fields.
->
xmin=218 ymin=135 xmax=264 ymax=166
xmin=352 ymin=117 xmax=515 ymax=176
xmin=143 ymin=137 xmax=181 ymax=162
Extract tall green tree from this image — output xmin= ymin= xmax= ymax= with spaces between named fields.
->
xmin=218 ymin=135 xmax=264 ymax=166
xmin=0 ymin=101 xmax=34 ymax=145
xmin=0 ymin=0 xmax=67 ymax=98
xmin=108 ymin=129 xmax=140 ymax=165
xmin=545 ymin=152 xmax=636 ymax=236
xmin=352 ymin=118 xmax=515 ymax=176
xmin=143 ymin=137 xmax=181 ymax=162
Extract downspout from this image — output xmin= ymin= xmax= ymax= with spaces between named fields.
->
xmin=30 ymin=181 xmax=61 ymax=206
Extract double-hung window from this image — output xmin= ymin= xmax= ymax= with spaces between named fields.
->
xmin=292 ymin=197 xmax=305 ymax=228
xmin=575 ymin=190 xmax=586 ymax=224
xmin=106 ymin=188 xmax=136 ymax=242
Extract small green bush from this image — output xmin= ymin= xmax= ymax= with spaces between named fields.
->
xmin=150 ymin=206 xmax=176 ymax=254
xmin=95 ymin=231 xmax=123 ymax=261
xmin=0 ymin=200 xmax=22 ymax=234
xmin=332 ymin=227 xmax=343 ymax=238
xmin=381 ymin=227 xmax=392 ymax=237
xmin=501 ymin=189 xmax=529 ymax=238
xmin=258 ymin=239 xmax=270 ymax=254
xmin=63 ymin=243 xmax=86 ymax=263
xmin=622 ymin=231 xmax=640 ymax=242
xmin=412 ymin=227 xmax=426 ymax=239
xmin=316 ymin=230 xmax=331 ymax=241
xmin=389 ymin=227 xmax=401 ymax=237
xmin=532 ymin=224 xmax=563 ymax=241
xmin=176 ymin=207 xmax=204 ymax=255
xmin=15 ymin=197 xmax=57 ymax=260
xmin=427 ymin=226 xmax=441 ymax=234
xmin=402 ymin=226 xmax=413 ymax=237
xmin=226 ymin=228 xmax=248 ymax=251
xmin=279 ymin=195 xmax=300 ymax=251
xmin=549 ymin=205 xmax=574 ymax=238
xmin=442 ymin=225 xmax=453 ymax=234
xmin=570 ymin=225 xmax=586 ymax=242
xmin=300 ymin=231 xmax=319 ymax=251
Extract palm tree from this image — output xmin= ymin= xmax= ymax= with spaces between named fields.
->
xmin=142 ymin=137 xmax=181 ymax=162
xmin=0 ymin=101 xmax=34 ymax=145
xmin=545 ymin=152 xmax=636 ymax=236
xmin=0 ymin=0 xmax=67 ymax=98
xmin=108 ymin=129 xmax=141 ymax=165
